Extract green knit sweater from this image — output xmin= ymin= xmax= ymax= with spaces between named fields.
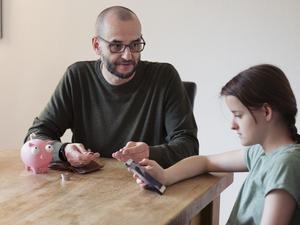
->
xmin=26 ymin=60 xmax=198 ymax=168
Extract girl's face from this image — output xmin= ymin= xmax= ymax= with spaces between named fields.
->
xmin=225 ymin=95 xmax=267 ymax=146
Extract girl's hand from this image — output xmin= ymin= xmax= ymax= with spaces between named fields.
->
xmin=133 ymin=158 xmax=167 ymax=188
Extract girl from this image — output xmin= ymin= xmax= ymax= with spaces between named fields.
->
xmin=134 ymin=64 xmax=300 ymax=225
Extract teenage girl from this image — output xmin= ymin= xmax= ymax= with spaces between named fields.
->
xmin=134 ymin=64 xmax=300 ymax=225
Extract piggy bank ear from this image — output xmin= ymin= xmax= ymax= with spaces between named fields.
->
xmin=45 ymin=144 xmax=54 ymax=153
xmin=31 ymin=146 xmax=40 ymax=155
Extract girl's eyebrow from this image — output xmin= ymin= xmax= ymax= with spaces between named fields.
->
xmin=231 ymin=110 xmax=241 ymax=114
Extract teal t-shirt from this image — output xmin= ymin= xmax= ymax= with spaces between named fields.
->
xmin=226 ymin=144 xmax=300 ymax=225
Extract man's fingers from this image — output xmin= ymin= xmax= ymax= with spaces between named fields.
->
xmin=75 ymin=143 xmax=89 ymax=153
xmin=70 ymin=154 xmax=99 ymax=167
xmin=122 ymin=146 xmax=141 ymax=154
xmin=93 ymin=152 xmax=100 ymax=158
xmin=65 ymin=143 xmax=100 ymax=167
xmin=125 ymin=141 xmax=136 ymax=148
xmin=112 ymin=150 xmax=130 ymax=162
xmin=78 ymin=152 xmax=99 ymax=162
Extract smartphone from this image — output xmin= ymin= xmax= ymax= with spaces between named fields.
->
xmin=125 ymin=159 xmax=166 ymax=195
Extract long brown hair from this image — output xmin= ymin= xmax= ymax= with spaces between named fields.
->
xmin=221 ymin=64 xmax=300 ymax=143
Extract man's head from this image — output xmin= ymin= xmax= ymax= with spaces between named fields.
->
xmin=92 ymin=6 xmax=145 ymax=80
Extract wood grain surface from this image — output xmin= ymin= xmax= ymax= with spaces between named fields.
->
xmin=0 ymin=149 xmax=233 ymax=225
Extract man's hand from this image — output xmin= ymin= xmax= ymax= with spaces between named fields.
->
xmin=112 ymin=141 xmax=149 ymax=162
xmin=64 ymin=143 xmax=100 ymax=167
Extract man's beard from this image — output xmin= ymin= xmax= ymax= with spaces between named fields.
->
xmin=102 ymin=56 xmax=140 ymax=79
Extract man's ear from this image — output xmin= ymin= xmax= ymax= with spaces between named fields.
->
xmin=262 ymin=103 xmax=273 ymax=121
xmin=92 ymin=37 xmax=101 ymax=55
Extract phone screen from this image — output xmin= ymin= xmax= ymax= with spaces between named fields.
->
xmin=125 ymin=159 xmax=166 ymax=195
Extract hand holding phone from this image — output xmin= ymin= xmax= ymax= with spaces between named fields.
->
xmin=125 ymin=159 xmax=166 ymax=195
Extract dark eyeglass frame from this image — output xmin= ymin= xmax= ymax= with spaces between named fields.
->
xmin=97 ymin=36 xmax=146 ymax=53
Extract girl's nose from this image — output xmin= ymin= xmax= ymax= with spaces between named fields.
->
xmin=231 ymin=120 xmax=238 ymax=130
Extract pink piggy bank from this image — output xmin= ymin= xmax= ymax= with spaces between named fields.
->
xmin=20 ymin=139 xmax=54 ymax=174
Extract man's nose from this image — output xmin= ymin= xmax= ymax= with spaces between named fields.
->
xmin=121 ymin=47 xmax=133 ymax=60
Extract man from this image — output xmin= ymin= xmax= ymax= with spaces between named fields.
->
xmin=25 ymin=6 xmax=198 ymax=168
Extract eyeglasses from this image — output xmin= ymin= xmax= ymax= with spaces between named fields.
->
xmin=97 ymin=36 xmax=146 ymax=53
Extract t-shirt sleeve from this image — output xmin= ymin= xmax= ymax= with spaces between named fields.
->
xmin=245 ymin=145 xmax=264 ymax=170
xmin=264 ymin=153 xmax=300 ymax=205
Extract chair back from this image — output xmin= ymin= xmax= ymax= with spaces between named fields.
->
xmin=183 ymin=81 xmax=197 ymax=109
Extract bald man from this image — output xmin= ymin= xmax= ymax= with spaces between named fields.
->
xmin=25 ymin=6 xmax=198 ymax=169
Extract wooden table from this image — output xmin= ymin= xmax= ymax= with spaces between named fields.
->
xmin=0 ymin=149 xmax=233 ymax=225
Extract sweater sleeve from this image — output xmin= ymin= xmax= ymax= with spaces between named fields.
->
xmin=149 ymin=64 xmax=199 ymax=168
xmin=25 ymin=67 xmax=74 ymax=161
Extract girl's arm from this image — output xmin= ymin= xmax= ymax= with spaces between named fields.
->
xmin=164 ymin=149 xmax=247 ymax=185
xmin=260 ymin=189 xmax=296 ymax=225
xmin=138 ymin=149 xmax=247 ymax=186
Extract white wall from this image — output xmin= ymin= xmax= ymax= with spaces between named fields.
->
xmin=1 ymin=0 xmax=300 ymax=224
